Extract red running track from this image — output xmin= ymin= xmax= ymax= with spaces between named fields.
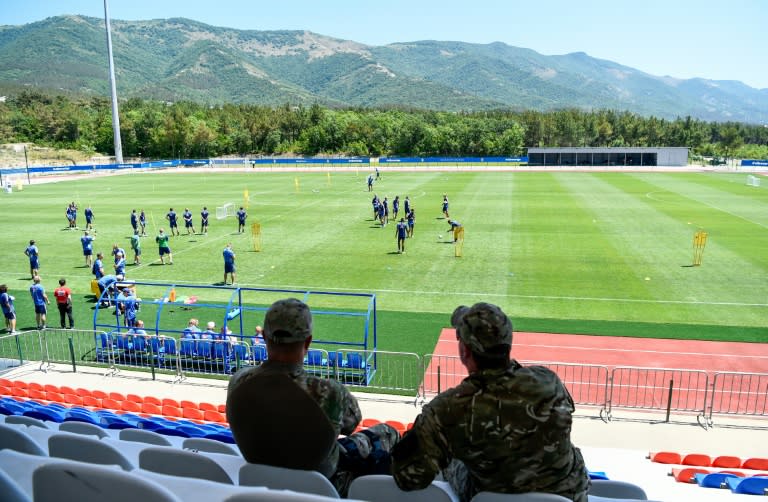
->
xmin=424 ymin=329 xmax=768 ymax=399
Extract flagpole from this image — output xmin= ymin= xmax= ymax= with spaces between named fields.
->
xmin=104 ymin=0 xmax=123 ymax=164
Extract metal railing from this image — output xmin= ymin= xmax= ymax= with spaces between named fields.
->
xmin=2 ymin=331 xmax=767 ymax=426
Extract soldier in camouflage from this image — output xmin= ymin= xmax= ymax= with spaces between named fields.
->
xmin=391 ymin=302 xmax=589 ymax=501
xmin=227 ymin=298 xmax=399 ymax=496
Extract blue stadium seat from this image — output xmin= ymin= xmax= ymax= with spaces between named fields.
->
xmin=22 ymin=407 xmax=65 ymax=423
xmin=306 ymin=350 xmax=327 ymax=367
xmin=694 ymin=472 xmax=741 ymax=489
xmin=251 ymin=344 xmax=267 ymax=363
xmin=726 ymin=476 xmax=768 ymax=495
xmin=64 ymin=409 xmax=101 ymax=426
xmin=345 ymin=352 xmax=366 ymax=369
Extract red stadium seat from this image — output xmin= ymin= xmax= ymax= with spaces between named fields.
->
xmin=74 ymin=388 xmax=93 ymax=398
xmin=101 ymin=398 xmax=122 ymax=411
xmin=384 ymin=420 xmax=407 ymax=435
xmin=217 ymin=404 xmax=226 ymax=414
xmin=121 ymin=400 xmax=141 ymax=413
xmin=82 ymin=395 xmax=102 ymax=408
xmin=162 ymin=405 xmax=182 ymax=418
xmin=43 ymin=384 xmax=60 ymax=394
xmin=0 ymin=385 xmax=11 ymax=397
xmin=59 ymin=385 xmax=76 ymax=395
xmin=0 ymin=378 xmax=12 ymax=387
xmin=682 ymin=453 xmax=712 ymax=467
xmin=91 ymin=390 xmax=109 ymax=399
xmin=198 ymin=402 xmax=217 ymax=412
xmin=27 ymin=389 xmax=47 ymax=401
xmin=361 ymin=418 xmax=381 ymax=428
xmin=63 ymin=394 xmax=84 ymax=406
xmin=650 ymin=451 xmax=682 ymax=464
xmin=125 ymin=393 xmax=144 ymax=404
xmin=162 ymin=398 xmax=180 ymax=408
xmin=203 ymin=410 xmax=227 ymax=423
xmin=671 ymin=467 xmax=710 ymax=483
xmin=141 ymin=402 xmax=162 ymax=415
xmin=45 ymin=391 xmax=64 ymax=403
xmin=12 ymin=380 xmax=28 ymax=389
xmin=143 ymin=395 xmax=162 ymax=406
xmin=712 ymin=456 xmax=742 ymax=469
xmin=742 ymin=458 xmax=768 ymax=471
xmin=109 ymin=391 xmax=126 ymax=401
xmin=11 ymin=387 xmax=28 ymax=398
xmin=28 ymin=382 xmax=44 ymax=392
xmin=182 ymin=407 xmax=204 ymax=420
xmin=180 ymin=400 xmax=199 ymax=410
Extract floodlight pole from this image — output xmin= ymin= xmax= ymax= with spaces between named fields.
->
xmin=104 ymin=0 xmax=123 ymax=164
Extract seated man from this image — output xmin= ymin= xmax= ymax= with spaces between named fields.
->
xmin=391 ymin=302 xmax=589 ymax=502
xmin=227 ymin=298 xmax=399 ymax=496
xmin=182 ymin=318 xmax=201 ymax=339
xmin=200 ymin=321 xmax=216 ymax=340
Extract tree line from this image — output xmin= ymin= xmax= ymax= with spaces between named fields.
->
xmin=1 ymin=91 xmax=766 ymax=161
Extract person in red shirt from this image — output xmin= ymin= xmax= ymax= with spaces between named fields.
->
xmin=53 ymin=278 xmax=74 ymax=329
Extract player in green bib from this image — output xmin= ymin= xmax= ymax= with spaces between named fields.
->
xmin=155 ymin=228 xmax=173 ymax=265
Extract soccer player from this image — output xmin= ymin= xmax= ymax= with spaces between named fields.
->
xmin=372 ymin=194 xmax=380 ymax=220
xmin=0 ymin=284 xmax=17 ymax=334
xmin=84 ymin=205 xmax=94 ymax=230
xmin=200 ymin=206 xmax=210 ymax=234
xmin=92 ymin=252 xmax=105 ymax=279
xmin=29 ymin=275 xmax=49 ymax=329
xmin=97 ymin=274 xmax=119 ymax=306
xmin=130 ymin=230 xmax=141 ymax=265
xmin=130 ymin=209 xmax=138 ymax=233
xmin=223 ymin=243 xmax=236 ymax=285
xmin=114 ymin=252 xmax=126 ymax=277
xmin=442 ymin=194 xmax=450 ymax=219
xmin=156 ymin=228 xmax=173 ymax=265
xmin=24 ymin=240 xmax=40 ymax=278
xmin=236 ymin=206 xmax=247 ymax=233
xmin=69 ymin=202 xmax=78 ymax=229
xmin=396 ymin=218 xmax=407 ymax=254
xmin=183 ymin=208 xmax=196 ymax=235
xmin=121 ymin=288 xmax=139 ymax=328
xmin=377 ymin=202 xmax=386 ymax=227
xmin=166 ymin=208 xmax=179 ymax=236
xmin=53 ymin=278 xmax=74 ymax=329
xmin=392 ymin=196 xmax=400 ymax=220
xmin=112 ymin=243 xmax=126 ymax=265
xmin=139 ymin=209 xmax=147 ymax=236
xmin=404 ymin=196 xmax=411 ymax=217
xmin=383 ymin=197 xmax=390 ymax=225
xmin=367 ymin=174 xmax=374 ymax=192
xmin=407 ymin=208 xmax=415 ymax=238
xmin=81 ymin=231 xmax=95 ymax=267
xmin=447 ymin=219 xmax=462 ymax=242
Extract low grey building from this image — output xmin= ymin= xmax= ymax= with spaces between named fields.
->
xmin=527 ymin=147 xmax=689 ymax=167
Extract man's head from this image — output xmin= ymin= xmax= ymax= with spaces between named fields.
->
xmin=207 ymin=321 xmax=216 ymax=331
xmin=59 ymin=278 xmax=66 ymax=286
xmin=264 ymin=298 xmax=312 ymax=344
xmin=188 ymin=318 xmax=198 ymax=327
xmin=136 ymin=320 xmax=144 ymax=328
xmin=451 ymin=302 xmax=513 ymax=370
xmin=32 ymin=276 xmax=41 ymax=284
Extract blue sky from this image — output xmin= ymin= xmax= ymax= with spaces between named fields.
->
xmin=4 ymin=0 xmax=767 ymax=89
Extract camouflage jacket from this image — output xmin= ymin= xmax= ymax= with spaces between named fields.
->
xmin=391 ymin=360 xmax=589 ymax=501
xmin=227 ymin=360 xmax=362 ymax=475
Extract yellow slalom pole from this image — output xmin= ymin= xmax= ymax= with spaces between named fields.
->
xmin=294 ymin=177 xmax=300 ymax=193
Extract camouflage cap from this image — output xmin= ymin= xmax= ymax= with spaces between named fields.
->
xmin=263 ymin=298 xmax=312 ymax=344
xmin=451 ymin=302 xmax=513 ymax=354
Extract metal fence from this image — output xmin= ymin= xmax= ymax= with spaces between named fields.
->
xmin=706 ymin=372 xmax=768 ymax=425
xmin=2 ymin=331 xmax=767 ymax=426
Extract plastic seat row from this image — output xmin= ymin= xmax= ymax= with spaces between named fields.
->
xmin=649 ymin=450 xmax=768 ymax=470
xmin=0 ymin=378 xmax=227 ymax=414
xmin=0 ymin=397 xmax=235 ymax=442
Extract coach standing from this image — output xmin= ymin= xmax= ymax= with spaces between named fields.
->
xmin=53 ymin=278 xmax=74 ymax=329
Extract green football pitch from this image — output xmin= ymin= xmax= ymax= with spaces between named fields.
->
xmin=0 ymin=169 xmax=766 ymax=353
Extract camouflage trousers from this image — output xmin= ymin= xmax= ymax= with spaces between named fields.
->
xmin=442 ymin=459 xmax=589 ymax=502
xmin=332 ymin=423 xmax=400 ymax=496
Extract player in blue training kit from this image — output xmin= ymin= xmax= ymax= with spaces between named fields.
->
xmin=442 ymin=194 xmax=450 ymax=219
xmin=139 ymin=210 xmax=147 ymax=236
xmin=447 ymin=219 xmax=462 ymax=242
xmin=84 ymin=206 xmax=94 ymax=230
xmin=130 ymin=210 xmax=138 ymax=233
xmin=114 ymin=252 xmax=126 ymax=277
xmin=393 ymin=196 xmax=400 ymax=220
xmin=223 ymin=243 xmax=236 ymax=284
xmin=166 ymin=208 xmax=180 ymax=236
xmin=236 ymin=207 xmax=247 ymax=233
xmin=81 ymin=231 xmax=94 ymax=267
xmin=407 ymin=208 xmax=415 ymax=238
xmin=0 ymin=284 xmax=17 ymax=334
xmin=396 ymin=218 xmax=408 ymax=253
xmin=200 ymin=207 xmax=210 ymax=234
xmin=183 ymin=208 xmax=196 ymax=235
xmin=24 ymin=240 xmax=40 ymax=278
xmin=92 ymin=253 xmax=105 ymax=279
xmin=29 ymin=276 xmax=49 ymax=329
xmin=404 ymin=196 xmax=411 ymax=218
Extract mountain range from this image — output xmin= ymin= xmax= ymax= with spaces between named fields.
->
xmin=0 ymin=15 xmax=765 ymax=123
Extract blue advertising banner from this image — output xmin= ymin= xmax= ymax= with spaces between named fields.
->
xmin=379 ymin=156 xmax=527 ymax=163
xmin=251 ymin=158 xmax=369 ymax=165
xmin=741 ymin=159 xmax=768 ymax=167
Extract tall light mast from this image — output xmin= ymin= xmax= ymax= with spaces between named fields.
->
xmin=104 ymin=0 xmax=123 ymax=163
